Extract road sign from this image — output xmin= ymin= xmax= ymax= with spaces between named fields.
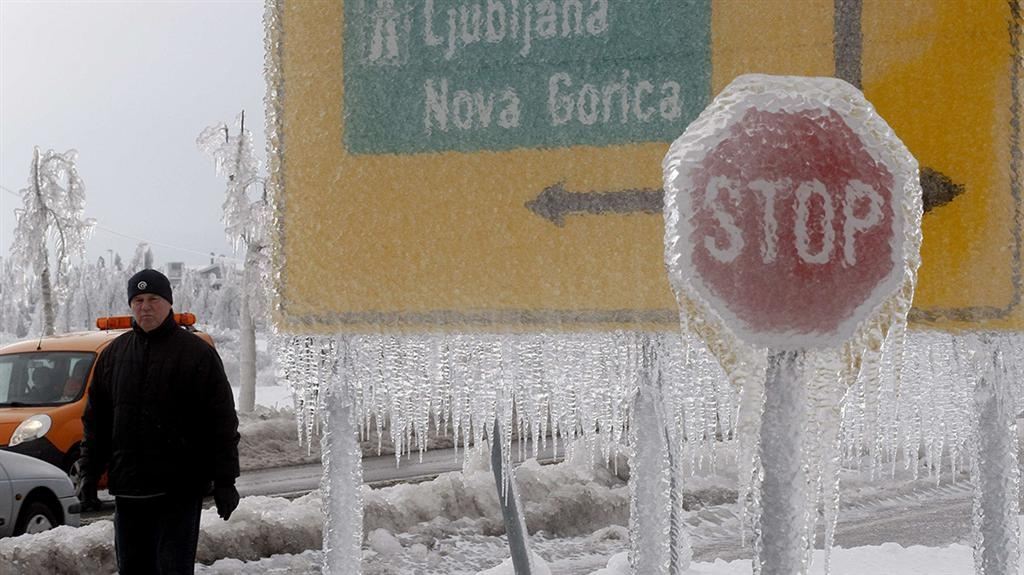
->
xmin=664 ymin=75 xmax=919 ymax=349
xmin=858 ymin=0 xmax=1022 ymax=331
xmin=270 ymin=0 xmax=711 ymax=333
xmin=268 ymin=1 xmax=1019 ymax=334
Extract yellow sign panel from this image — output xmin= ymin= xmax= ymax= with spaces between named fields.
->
xmin=270 ymin=0 xmax=1020 ymax=334
xmin=862 ymin=1 xmax=1022 ymax=331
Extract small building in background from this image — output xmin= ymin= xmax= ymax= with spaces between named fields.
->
xmin=164 ymin=262 xmax=185 ymax=287
xmin=197 ymin=253 xmax=230 ymax=290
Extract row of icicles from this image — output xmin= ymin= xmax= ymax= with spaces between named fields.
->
xmin=272 ymin=326 xmax=1021 ymax=572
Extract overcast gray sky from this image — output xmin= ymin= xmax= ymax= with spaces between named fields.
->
xmin=0 ymin=0 xmax=266 ymax=268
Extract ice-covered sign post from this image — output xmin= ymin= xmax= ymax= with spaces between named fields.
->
xmin=664 ymin=74 xmax=922 ymax=574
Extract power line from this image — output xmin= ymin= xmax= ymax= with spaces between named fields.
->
xmin=0 ymin=183 xmax=241 ymax=263
xmin=92 ymin=223 xmax=241 ymax=262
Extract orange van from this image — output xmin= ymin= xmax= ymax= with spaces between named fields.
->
xmin=0 ymin=314 xmax=212 ymax=490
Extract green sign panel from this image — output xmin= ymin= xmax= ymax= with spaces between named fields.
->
xmin=343 ymin=0 xmax=712 ymax=154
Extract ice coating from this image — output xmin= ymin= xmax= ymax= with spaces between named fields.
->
xmin=262 ymin=0 xmax=286 ymax=329
xmin=629 ymin=335 xmax=692 ymax=574
xmin=968 ymin=334 xmax=1021 ymax=575
xmin=663 ymin=74 xmax=923 ymax=350
xmin=278 ymin=333 xmax=738 ymax=473
xmin=267 ymin=326 xmax=1024 ymax=573
xmin=275 ymin=330 xmax=739 ymax=573
xmin=322 ymin=371 xmax=364 ymax=573
xmin=258 ymin=3 xmax=1015 ymax=572
xmin=663 ymin=74 xmax=924 ymax=575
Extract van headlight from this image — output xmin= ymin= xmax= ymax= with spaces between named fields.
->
xmin=9 ymin=414 xmax=52 ymax=447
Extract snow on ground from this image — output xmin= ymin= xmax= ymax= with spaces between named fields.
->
xmin=604 ymin=545 xmax=976 ymax=575
xmin=232 ymin=386 xmax=460 ymax=470
xmin=0 ymin=444 xmax=1002 ymax=574
xmin=0 ymin=377 xmax=1003 ymax=573
xmin=1 ymin=494 xmax=322 ymax=574
xmin=234 ymin=398 xmax=322 ymax=470
xmin=233 ymin=383 xmax=296 ymax=412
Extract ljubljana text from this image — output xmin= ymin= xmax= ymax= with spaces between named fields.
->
xmin=358 ymin=1 xmax=691 ymax=136
xmin=422 ymin=0 xmax=609 ymax=60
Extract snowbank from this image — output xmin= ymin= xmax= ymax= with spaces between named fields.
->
xmin=0 ymin=449 xmax=998 ymax=574
xmin=233 ymin=386 xmax=461 ymax=468
xmin=196 ymin=494 xmax=322 ymax=564
xmin=0 ymin=520 xmax=116 ymax=575
xmin=0 ymin=494 xmax=322 ymax=575
xmin=364 ymin=453 xmax=628 ymax=538
xmin=236 ymin=406 xmax=321 ymax=470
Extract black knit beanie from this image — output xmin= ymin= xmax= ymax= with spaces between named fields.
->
xmin=127 ymin=269 xmax=173 ymax=305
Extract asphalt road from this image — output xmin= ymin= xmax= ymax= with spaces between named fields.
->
xmin=690 ymin=480 xmax=976 ymax=562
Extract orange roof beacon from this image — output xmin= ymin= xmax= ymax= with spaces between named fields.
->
xmin=0 ymin=313 xmax=213 ymax=491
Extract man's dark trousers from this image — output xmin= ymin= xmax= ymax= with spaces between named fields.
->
xmin=114 ymin=493 xmax=203 ymax=574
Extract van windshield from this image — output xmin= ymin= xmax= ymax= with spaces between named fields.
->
xmin=0 ymin=352 xmax=95 ymax=407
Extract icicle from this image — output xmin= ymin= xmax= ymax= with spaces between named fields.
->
xmin=803 ymin=348 xmax=846 ymax=575
xmin=736 ymin=354 xmax=766 ymax=553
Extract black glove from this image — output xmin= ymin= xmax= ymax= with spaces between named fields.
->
xmin=213 ymin=484 xmax=240 ymax=521
xmin=76 ymin=480 xmax=101 ymax=512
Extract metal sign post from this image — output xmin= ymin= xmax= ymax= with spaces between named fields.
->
xmin=630 ymin=334 xmax=690 ymax=574
xmin=971 ymin=335 xmax=1021 ymax=575
xmin=491 ymin=420 xmax=534 ymax=575
xmin=759 ymin=350 xmax=806 ymax=574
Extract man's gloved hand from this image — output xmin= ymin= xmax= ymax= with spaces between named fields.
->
xmin=76 ymin=480 xmax=101 ymax=512
xmin=214 ymin=483 xmax=240 ymax=521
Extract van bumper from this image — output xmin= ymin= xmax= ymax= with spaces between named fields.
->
xmin=61 ymin=495 xmax=81 ymax=527
xmin=1 ymin=437 xmax=66 ymax=470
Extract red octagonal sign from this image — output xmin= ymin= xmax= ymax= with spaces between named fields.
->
xmin=664 ymin=75 xmax=921 ymax=349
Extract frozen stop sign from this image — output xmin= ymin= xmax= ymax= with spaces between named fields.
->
xmin=664 ymin=75 xmax=920 ymax=349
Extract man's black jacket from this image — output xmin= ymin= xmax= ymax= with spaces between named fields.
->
xmin=81 ymin=312 xmax=240 ymax=497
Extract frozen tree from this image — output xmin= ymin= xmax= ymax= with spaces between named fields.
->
xmin=173 ymin=269 xmax=197 ymax=318
xmin=58 ymin=264 xmax=81 ymax=333
xmin=175 ymin=268 xmax=218 ymax=325
xmin=213 ymin=280 xmax=242 ymax=331
xmin=127 ymin=242 xmax=153 ymax=272
xmin=0 ymin=257 xmax=30 ymax=342
xmin=197 ymin=111 xmax=270 ymax=413
xmin=89 ymin=253 xmax=131 ymax=320
xmin=70 ymin=258 xmax=123 ymax=330
xmin=10 ymin=148 xmax=96 ymax=336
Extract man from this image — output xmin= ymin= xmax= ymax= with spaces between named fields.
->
xmin=79 ymin=269 xmax=240 ymax=574
xmin=29 ymin=366 xmax=58 ymax=402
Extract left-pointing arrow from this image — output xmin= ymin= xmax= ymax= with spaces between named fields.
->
xmin=528 ymin=167 xmax=963 ymax=226
xmin=525 ymin=183 xmax=663 ymax=226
